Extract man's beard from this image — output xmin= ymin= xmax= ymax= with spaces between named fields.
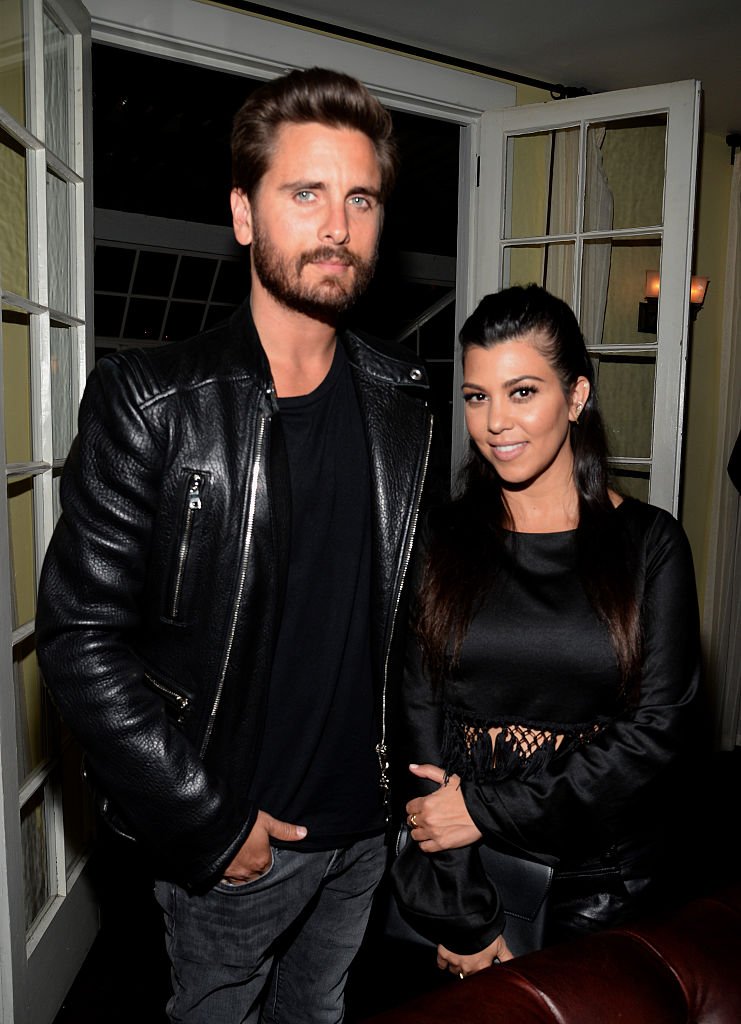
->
xmin=251 ymin=225 xmax=377 ymax=322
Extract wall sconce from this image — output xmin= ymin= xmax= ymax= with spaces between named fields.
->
xmin=637 ymin=272 xmax=709 ymax=332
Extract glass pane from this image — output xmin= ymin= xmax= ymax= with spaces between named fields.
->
xmin=2 ymin=306 xmax=32 ymax=463
xmin=505 ymin=127 xmax=579 ymax=239
xmin=173 ymin=255 xmax=218 ymax=300
xmin=21 ymin=785 xmax=52 ymax=931
xmin=163 ymin=301 xmax=206 ymax=343
xmin=0 ymin=127 xmax=29 ymax=297
xmin=418 ymin=298 xmax=456 ymax=360
xmin=503 ymin=243 xmax=574 ymax=305
xmin=43 ymin=9 xmax=73 ymax=165
xmin=51 ymin=322 xmax=75 ymax=459
xmin=582 ymin=237 xmax=661 ymax=345
xmin=587 ymin=115 xmax=667 ymax=231
xmin=610 ymin=464 xmax=651 ymax=503
xmin=124 ymin=298 xmax=166 ymax=341
xmin=47 ymin=169 xmax=73 ymax=314
xmin=594 ymin=353 xmax=656 ymax=459
xmin=132 ymin=250 xmax=178 ymax=297
xmin=212 ymin=257 xmax=247 ymax=303
xmin=8 ymin=473 xmax=37 ymax=628
xmin=0 ymin=0 xmax=26 ymax=123
xmin=62 ymin=736 xmax=94 ymax=872
xmin=94 ymin=244 xmax=136 ymax=292
xmin=203 ymin=303 xmax=238 ymax=331
xmin=14 ymin=634 xmax=48 ymax=779
xmin=94 ymin=293 xmax=126 ymax=338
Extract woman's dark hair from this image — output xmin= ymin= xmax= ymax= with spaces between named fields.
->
xmin=416 ymin=284 xmax=642 ymax=698
xmin=231 ymin=67 xmax=398 ymax=202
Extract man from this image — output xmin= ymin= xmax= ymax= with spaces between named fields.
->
xmin=36 ymin=68 xmax=434 ymax=1023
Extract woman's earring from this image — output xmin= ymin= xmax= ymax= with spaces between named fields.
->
xmin=574 ymin=402 xmax=584 ymax=424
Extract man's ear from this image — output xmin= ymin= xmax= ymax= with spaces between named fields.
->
xmin=231 ymin=189 xmax=253 ymax=246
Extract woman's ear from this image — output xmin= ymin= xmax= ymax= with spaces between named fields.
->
xmin=569 ymin=376 xmax=591 ymax=422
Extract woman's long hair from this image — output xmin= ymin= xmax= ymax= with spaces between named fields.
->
xmin=416 ymin=285 xmax=642 ymax=699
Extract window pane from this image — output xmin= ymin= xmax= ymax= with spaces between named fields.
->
xmin=594 ymin=353 xmax=656 ymax=460
xmin=51 ymin=322 xmax=76 ymax=460
xmin=14 ymin=634 xmax=48 ymax=779
xmin=163 ymin=301 xmax=206 ymax=342
xmin=124 ymin=297 xmax=165 ymax=341
xmin=21 ymin=785 xmax=52 ymax=932
xmin=7 ymin=473 xmax=37 ymax=628
xmin=505 ymin=127 xmax=579 ymax=239
xmin=2 ymin=306 xmax=32 ymax=463
xmin=582 ymin=237 xmax=661 ymax=346
xmin=587 ymin=115 xmax=667 ymax=230
xmin=47 ymin=169 xmax=73 ymax=314
xmin=503 ymin=243 xmax=574 ymax=305
xmin=43 ymin=9 xmax=73 ymax=166
xmin=173 ymin=255 xmax=218 ymax=300
xmin=0 ymin=127 xmax=29 ymax=298
xmin=132 ymin=250 xmax=178 ymax=297
xmin=0 ymin=0 xmax=26 ymax=123
xmin=610 ymin=464 xmax=651 ymax=503
xmin=94 ymin=244 xmax=136 ymax=292
xmin=212 ymin=258 xmax=247 ymax=303
xmin=94 ymin=293 xmax=126 ymax=339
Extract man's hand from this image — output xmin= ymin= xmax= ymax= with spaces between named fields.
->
xmin=405 ymin=763 xmax=482 ymax=852
xmin=437 ymin=934 xmax=513 ymax=978
xmin=223 ymin=810 xmax=307 ymax=884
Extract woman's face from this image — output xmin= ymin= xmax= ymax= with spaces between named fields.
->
xmin=462 ymin=332 xmax=590 ymax=492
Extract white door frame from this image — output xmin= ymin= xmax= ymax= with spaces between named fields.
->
xmin=475 ymin=81 xmax=701 ymax=514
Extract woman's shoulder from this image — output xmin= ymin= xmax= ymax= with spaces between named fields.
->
xmin=614 ymin=496 xmax=692 ymax=561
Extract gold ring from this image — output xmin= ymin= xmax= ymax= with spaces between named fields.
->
xmin=410 ymin=813 xmax=418 ymax=827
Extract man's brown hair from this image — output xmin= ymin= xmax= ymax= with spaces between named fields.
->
xmin=231 ymin=67 xmax=398 ymax=202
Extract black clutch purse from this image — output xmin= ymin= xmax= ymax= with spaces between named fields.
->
xmin=386 ymin=825 xmax=554 ymax=958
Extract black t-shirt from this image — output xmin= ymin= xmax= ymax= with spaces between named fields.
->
xmin=248 ymin=343 xmax=385 ymax=849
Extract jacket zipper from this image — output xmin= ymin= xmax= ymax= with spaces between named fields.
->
xmin=376 ymin=413 xmax=434 ymax=799
xmin=144 ymin=672 xmax=191 ymax=718
xmin=170 ymin=471 xmax=203 ymax=620
xmin=200 ymin=414 xmax=267 ymax=755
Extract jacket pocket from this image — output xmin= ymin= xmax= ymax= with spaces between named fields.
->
xmin=163 ymin=469 xmax=209 ymax=625
xmin=143 ymin=671 xmax=192 ymax=725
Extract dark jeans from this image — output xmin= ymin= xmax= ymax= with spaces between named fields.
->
xmin=154 ymin=834 xmax=386 ymax=1024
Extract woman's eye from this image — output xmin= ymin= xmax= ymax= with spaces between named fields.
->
xmin=463 ymin=392 xmax=487 ymax=404
xmin=512 ymin=386 xmax=535 ymax=400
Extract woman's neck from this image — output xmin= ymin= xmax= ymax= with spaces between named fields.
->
xmin=503 ymin=485 xmax=580 ymax=533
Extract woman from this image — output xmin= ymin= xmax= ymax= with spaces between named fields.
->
xmin=392 ymin=285 xmax=703 ymax=979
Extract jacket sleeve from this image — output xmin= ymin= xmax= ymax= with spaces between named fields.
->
xmin=462 ymin=508 xmax=703 ymax=859
xmin=390 ymin=543 xmax=505 ymax=954
xmin=36 ymin=356 xmax=256 ymax=888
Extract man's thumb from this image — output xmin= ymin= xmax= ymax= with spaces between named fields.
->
xmin=266 ymin=815 xmax=307 ymax=841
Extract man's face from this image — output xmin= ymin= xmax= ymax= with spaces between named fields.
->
xmin=231 ymin=122 xmax=384 ymax=320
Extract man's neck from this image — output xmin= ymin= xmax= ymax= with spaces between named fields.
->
xmin=250 ymin=283 xmax=338 ymax=399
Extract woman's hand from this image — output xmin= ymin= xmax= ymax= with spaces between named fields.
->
xmin=437 ymin=934 xmax=513 ymax=978
xmin=405 ymin=763 xmax=482 ymax=852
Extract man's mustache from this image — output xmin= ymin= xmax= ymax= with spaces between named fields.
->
xmin=298 ymin=247 xmax=364 ymax=270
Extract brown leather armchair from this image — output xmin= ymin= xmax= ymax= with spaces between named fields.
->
xmin=362 ymin=885 xmax=741 ymax=1023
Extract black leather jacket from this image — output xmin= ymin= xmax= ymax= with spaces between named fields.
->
xmin=36 ymin=302 xmax=434 ymax=889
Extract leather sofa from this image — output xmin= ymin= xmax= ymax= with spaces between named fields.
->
xmin=361 ymin=884 xmax=741 ymax=1023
